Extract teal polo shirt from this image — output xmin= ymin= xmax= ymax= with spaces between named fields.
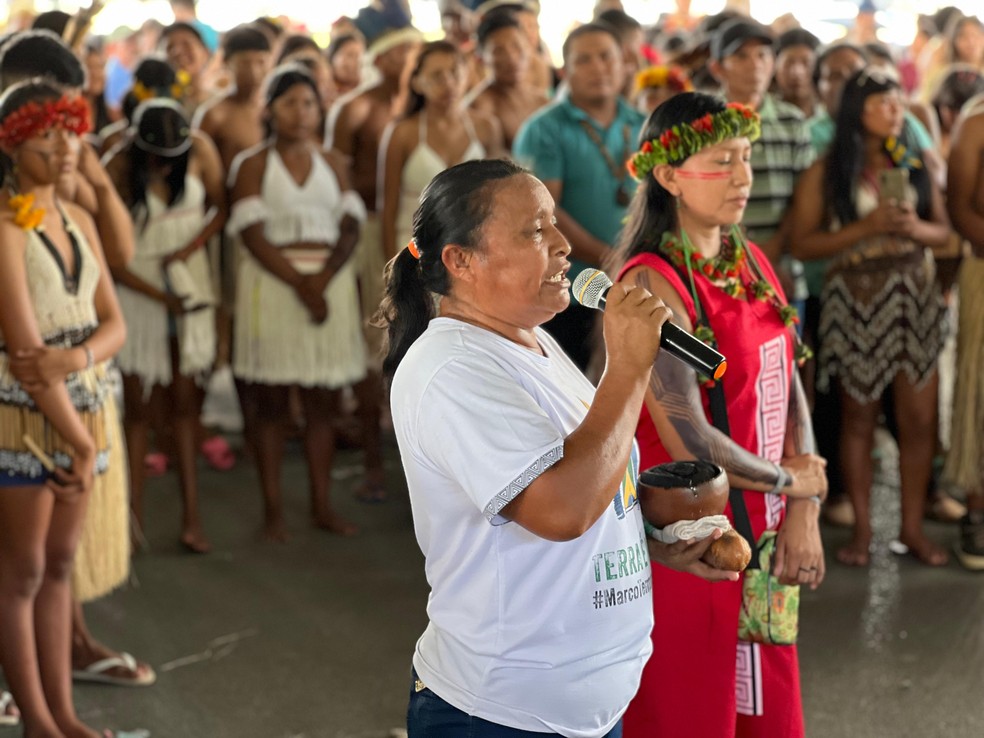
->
xmin=804 ymin=108 xmax=934 ymax=297
xmin=513 ymin=97 xmax=646 ymax=281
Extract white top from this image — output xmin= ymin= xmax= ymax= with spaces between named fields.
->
xmin=395 ymin=113 xmax=486 ymax=246
xmin=391 ymin=318 xmax=653 ymax=738
xmin=225 ymin=146 xmax=363 ymax=247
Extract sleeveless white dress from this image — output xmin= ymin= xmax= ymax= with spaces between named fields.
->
xmin=116 ymin=175 xmax=216 ymax=389
xmin=230 ymin=147 xmax=368 ymax=388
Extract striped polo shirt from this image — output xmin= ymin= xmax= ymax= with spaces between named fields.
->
xmin=743 ymin=94 xmax=814 ymax=247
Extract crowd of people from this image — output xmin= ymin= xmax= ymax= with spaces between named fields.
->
xmin=1 ymin=0 xmax=984 ymax=735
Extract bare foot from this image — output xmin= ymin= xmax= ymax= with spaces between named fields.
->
xmin=354 ymin=479 xmax=387 ymax=504
xmin=836 ymin=536 xmax=872 ymax=567
xmin=896 ymin=533 xmax=949 ymax=566
xmin=261 ymin=518 xmax=290 ymax=543
xmin=313 ymin=510 xmax=359 ymax=537
xmin=180 ymin=526 xmax=211 ymax=554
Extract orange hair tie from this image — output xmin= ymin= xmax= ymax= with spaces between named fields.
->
xmin=407 ymin=239 xmax=421 ymax=259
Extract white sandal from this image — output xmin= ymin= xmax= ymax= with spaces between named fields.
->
xmin=72 ymin=652 xmax=157 ymax=687
xmin=0 ymin=689 xmax=19 ymax=727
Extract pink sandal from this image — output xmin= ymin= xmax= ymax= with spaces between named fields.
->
xmin=143 ymin=452 xmax=169 ymax=477
xmin=200 ymin=436 xmax=236 ymax=471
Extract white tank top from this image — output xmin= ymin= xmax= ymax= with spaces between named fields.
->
xmin=396 ymin=113 xmax=486 ymax=243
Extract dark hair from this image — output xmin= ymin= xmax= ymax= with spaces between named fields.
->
xmin=222 ymin=24 xmax=271 ymax=59
xmin=327 ymin=34 xmax=363 ymax=65
xmin=825 ymin=69 xmax=931 ymax=225
xmin=0 ymin=78 xmax=64 ymax=179
xmin=0 ymin=30 xmax=86 ymax=89
xmin=596 ymin=9 xmax=642 ymax=39
xmin=376 ymin=158 xmax=527 ymax=376
xmin=639 ymin=460 xmax=723 ymax=489
xmin=476 ymin=10 xmax=521 ymax=49
xmin=262 ymin=63 xmax=323 ymax=137
xmin=276 ymin=34 xmax=322 ymax=65
xmin=933 ymin=64 xmax=984 ymax=114
xmin=863 ymin=42 xmax=894 ymax=66
xmin=405 ymin=40 xmax=462 ymax=117
xmin=84 ymin=35 xmax=105 ymax=56
xmin=160 ymin=21 xmax=207 ymax=50
xmin=933 ymin=7 xmax=963 ymax=37
xmin=31 ymin=10 xmax=71 ymax=37
xmin=253 ymin=16 xmax=286 ymax=41
xmin=774 ymin=28 xmax=820 ymax=56
xmin=611 ymin=92 xmax=728 ymax=272
xmin=812 ymin=42 xmax=867 ymax=89
xmin=562 ymin=22 xmax=621 ymax=64
xmin=121 ymin=56 xmax=178 ymax=122
xmin=127 ymin=101 xmax=190 ymax=227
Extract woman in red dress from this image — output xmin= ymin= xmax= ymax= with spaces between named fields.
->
xmin=612 ymin=92 xmax=828 ymax=738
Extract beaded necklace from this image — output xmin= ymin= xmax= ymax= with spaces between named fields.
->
xmin=658 ymin=225 xmax=813 ymax=381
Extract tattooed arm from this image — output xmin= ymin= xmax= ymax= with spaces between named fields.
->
xmin=784 ymin=371 xmax=816 ymax=457
xmin=775 ymin=369 xmax=826 ymax=589
xmin=624 ymin=265 xmax=826 ymax=499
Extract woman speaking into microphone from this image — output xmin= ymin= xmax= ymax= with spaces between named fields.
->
xmin=377 ymin=158 xmax=736 ymax=738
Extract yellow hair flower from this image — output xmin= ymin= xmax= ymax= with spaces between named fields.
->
xmin=132 ymin=81 xmax=154 ymax=102
xmin=8 ymin=193 xmax=46 ymax=231
xmin=633 ymin=65 xmax=693 ymax=95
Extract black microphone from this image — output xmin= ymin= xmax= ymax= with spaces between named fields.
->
xmin=571 ymin=269 xmax=728 ymax=381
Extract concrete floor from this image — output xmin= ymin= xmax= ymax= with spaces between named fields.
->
xmin=3 ymin=434 xmax=983 ymax=738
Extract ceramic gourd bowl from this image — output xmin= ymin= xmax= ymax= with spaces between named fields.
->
xmin=637 ymin=460 xmax=728 ymax=528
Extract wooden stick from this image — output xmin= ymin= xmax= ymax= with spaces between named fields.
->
xmin=22 ymin=434 xmax=56 ymax=473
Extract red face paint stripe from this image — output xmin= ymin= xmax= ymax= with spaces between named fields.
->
xmin=675 ymin=170 xmax=733 ymax=180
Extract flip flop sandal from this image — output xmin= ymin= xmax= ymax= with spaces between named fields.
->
xmin=143 ymin=452 xmax=169 ymax=477
xmin=72 ymin=652 xmax=158 ymax=687
xmin=0 ymin=690 xmax=19 ymax=727
xmin=200 ymin=436 xmax=236 ymax=471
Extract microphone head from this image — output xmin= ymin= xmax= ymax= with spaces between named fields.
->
xmin=571 ymin=269 xmax=613 ymax=309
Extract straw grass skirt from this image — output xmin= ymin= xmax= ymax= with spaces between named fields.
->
xmin=233 ymin=249 xmax=367 ymax=388
xmin=73 ymin=386 xmax=130 ymax=602
xmin=943 ymin=256 xmax=984 ymax=492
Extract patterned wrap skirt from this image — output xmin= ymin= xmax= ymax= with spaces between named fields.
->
xmin=818 ymin=243 xmax=945 ymax=404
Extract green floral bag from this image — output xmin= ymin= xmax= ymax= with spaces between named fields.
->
xmin=737 ymin=531 xmax=800 ymax=645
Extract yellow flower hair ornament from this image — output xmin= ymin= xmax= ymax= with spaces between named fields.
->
xmin=8 ymin=193 xmax=46 ymax=231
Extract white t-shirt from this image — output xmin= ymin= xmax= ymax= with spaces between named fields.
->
xmin=391 ymin=318 xmax=654 ymax=738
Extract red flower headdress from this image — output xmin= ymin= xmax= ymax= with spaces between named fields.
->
xmin=0 ymin=95 xmax=91 ymax=151
xmin=626 ymin=102 xmax=760 ymax=182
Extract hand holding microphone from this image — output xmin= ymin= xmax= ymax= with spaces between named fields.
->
xmin=572 ymin=269 xmax=728 ymax=380
xmin=596 ymin=281 xmax=674 ymax=376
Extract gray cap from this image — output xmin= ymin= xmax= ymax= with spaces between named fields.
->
xmin=711 ymin=18 xmax=774 ymax=61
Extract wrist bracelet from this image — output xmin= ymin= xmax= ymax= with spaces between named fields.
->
xmin=768 ymin=463 xmax=788 ymax=495
xmin=82 ymin=344 xmax=94 ymax=370
xmin=807 ymin=495 xmax=822 ymax=507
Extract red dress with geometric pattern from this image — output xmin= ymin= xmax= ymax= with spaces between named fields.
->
xmin=617 ymin=244 xmax=805 ymax=738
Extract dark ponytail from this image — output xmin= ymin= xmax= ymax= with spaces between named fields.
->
xmin=375 ymin=158 xmax=527 ymax=377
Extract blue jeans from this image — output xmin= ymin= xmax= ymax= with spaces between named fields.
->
xmin=407 ymin=668 xmax=623 ymax=738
